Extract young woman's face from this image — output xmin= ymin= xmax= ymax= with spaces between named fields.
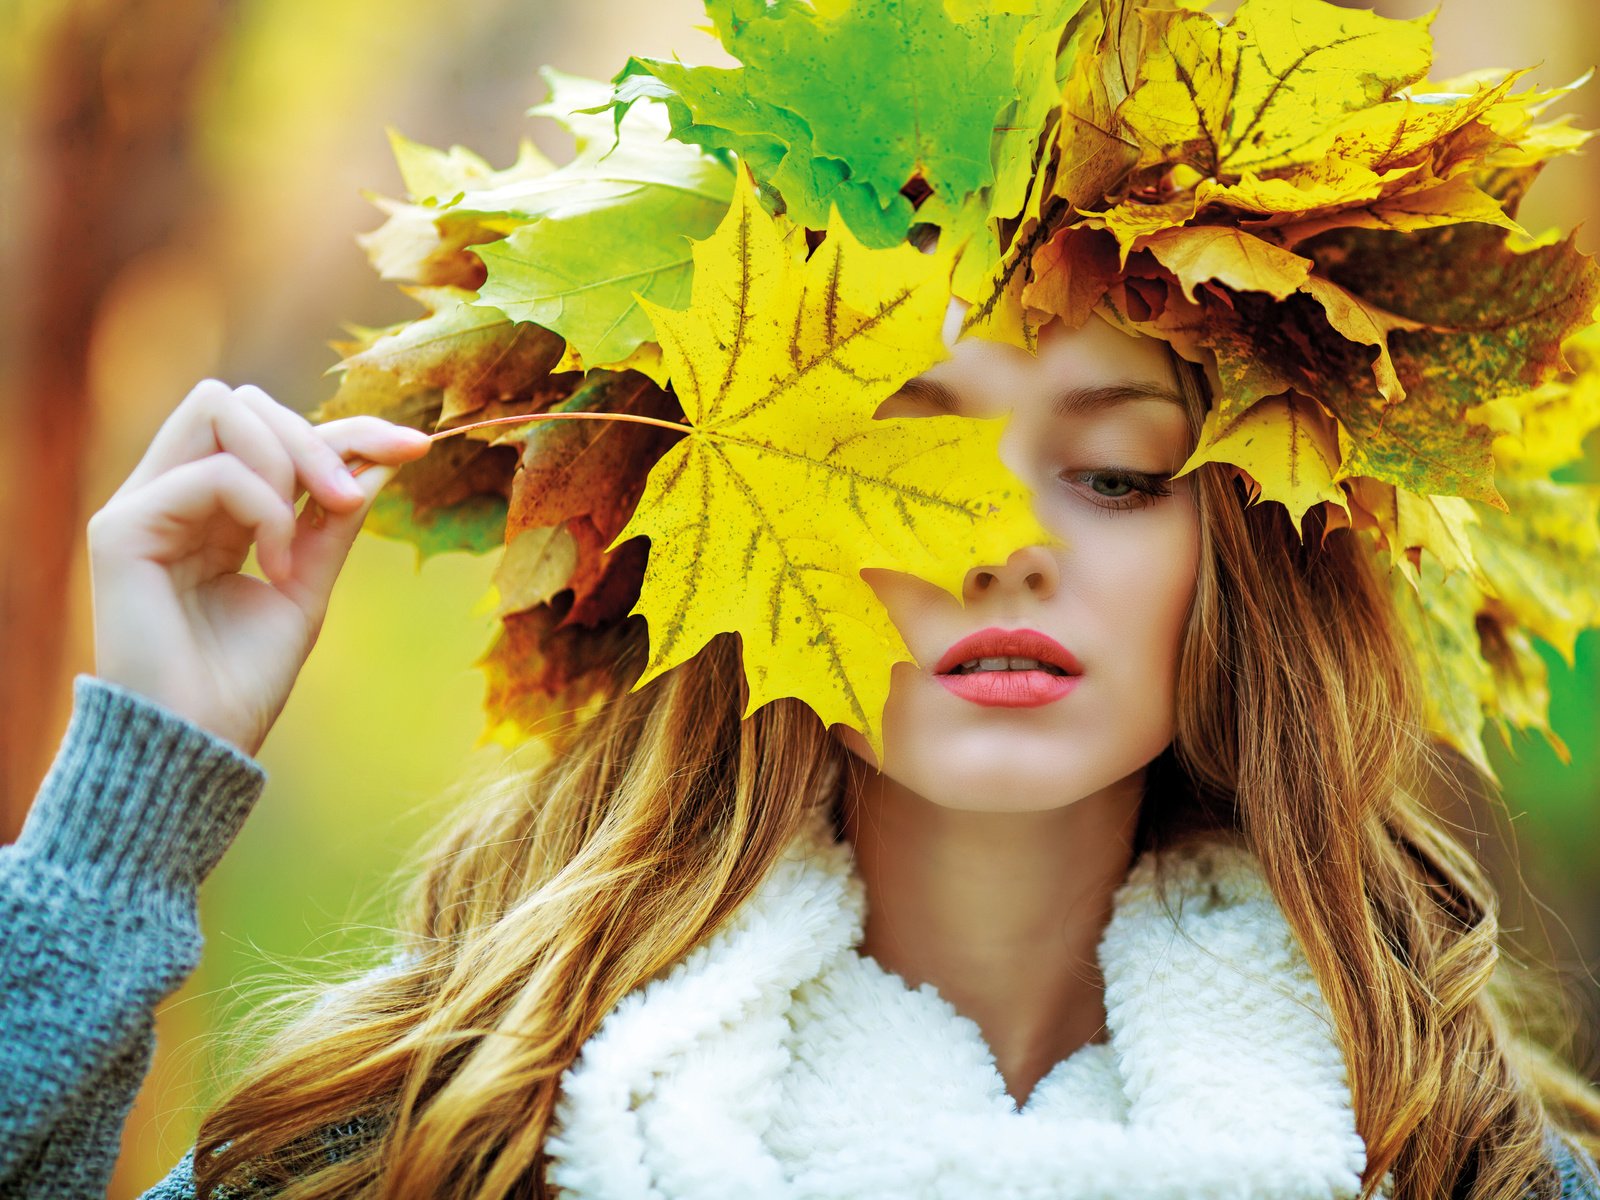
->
xmin=833 ymin=299 xmax=1202 ymax=813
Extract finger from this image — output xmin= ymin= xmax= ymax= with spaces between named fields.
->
xmin=275 ymin=461 xmax=402 ymax=615
xmin=229 ymin=384 xmax=376 ymax=512
xmin=305 ymin=414 xmax=435 ymax=474
xmin=96 ymin=453 xmax=300 ymax=583
xmin=116 ymin=380 xmax=302 ymax=505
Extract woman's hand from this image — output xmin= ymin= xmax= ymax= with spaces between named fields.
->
xmin=86 ymin=379 xmax=434 ymax=758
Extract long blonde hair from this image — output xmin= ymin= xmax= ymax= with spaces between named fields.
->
xmin=194 ymin=348 xmax=1600 ymax=1199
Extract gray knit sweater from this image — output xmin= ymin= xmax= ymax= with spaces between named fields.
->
xmin=2 ymin=673 xmax=1599 ymax=1200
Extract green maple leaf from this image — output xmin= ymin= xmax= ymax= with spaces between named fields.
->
xmin=597 ymin=0 xmax=1086 ymax=251
xmin=613 ymin=170 xmax=1056 ymax=758
xmin=416 ymin=68 xmax=738 ymax=368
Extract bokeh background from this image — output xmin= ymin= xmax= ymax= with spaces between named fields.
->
xmin=0 ymin=0 xmax=1596 ymax=1193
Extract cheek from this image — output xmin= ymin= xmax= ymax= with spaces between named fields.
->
xmin=1069 ymin=506 xmax=1199 ymax=680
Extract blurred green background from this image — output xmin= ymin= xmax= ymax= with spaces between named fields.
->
xmin=0 ymin=0 xmax=1595 ymax=1194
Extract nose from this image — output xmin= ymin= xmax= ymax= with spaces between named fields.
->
xmin=963 ymin=542 xmax=1059 ymax=602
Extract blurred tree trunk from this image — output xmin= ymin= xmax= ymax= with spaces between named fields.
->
xmin=2 ymin=0 xmax=228 ymax=838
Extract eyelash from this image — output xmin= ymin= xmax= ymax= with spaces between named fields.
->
xmin=1058 ymin=468 xmax=1173 ymax=512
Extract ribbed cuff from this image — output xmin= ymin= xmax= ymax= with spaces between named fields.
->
xmin=15 ymin=674 xmax=268 ymax=901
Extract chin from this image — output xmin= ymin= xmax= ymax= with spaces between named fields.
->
xmin=916 ymin=778 xmax=1107 ymax=814
xmin=841 ymin=708 xmax=1174 ymax=810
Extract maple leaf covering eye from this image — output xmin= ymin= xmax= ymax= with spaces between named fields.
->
xmin=612 ymin=171 xmax=1057 ymax=760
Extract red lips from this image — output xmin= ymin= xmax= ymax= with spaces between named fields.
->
xmin=932 ymin=627 xmax=1083 ymax=676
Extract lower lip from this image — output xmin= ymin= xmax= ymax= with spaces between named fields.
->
xmin=935 ymin=670 xmax=1083 ymax=707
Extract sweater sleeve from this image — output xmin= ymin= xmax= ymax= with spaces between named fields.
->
xmin=1551 ymin=1126 xmax=1600 ymax=1200
xmin=0 ymin=673 xmax=268 ymax=1199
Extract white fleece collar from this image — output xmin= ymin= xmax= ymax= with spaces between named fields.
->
xmin=544 ymin=802 xmax=1385 ymax=1200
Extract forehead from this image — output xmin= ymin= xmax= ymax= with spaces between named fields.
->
xmin=899 ymin=302 xmax=1182 ymax=420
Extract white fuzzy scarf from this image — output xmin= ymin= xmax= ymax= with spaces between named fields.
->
xmin=543 ymin=802 xmax=1387 ymax=1200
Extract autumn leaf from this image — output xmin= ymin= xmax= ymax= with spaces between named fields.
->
xmin=1021 ymin=224 xmax=1123 ymax=331
xmin=357 ymin=130 xmax=556 ymax=291
xmin=1490 ymin=316 xmax=1600 ymax=477
xmin=1187 ymin=158 xmax=1412 ymax=221
xmin=615 ymin=170 xmax=1056 ymax=759
xmin=1468 ymin=476 xmax=1600 ymax=667
xmin=1092 ymin=195 xmax=1203 ymax=262
xmin=359 ymin=437 xmax=518 ymax=566
xmin=1135 ymin=226 xmax=1314 ymax=302
xmin=1100 ymin=274 xmax=1300 ymax=433
xmin=1476 ymin=594 xmax=1566 ymax=763
xmin=1175 ymin=392 xmax=1347 ymax=536
xmin=551 ymin=338 xmax=668 ymax=388
xmin=1309 ymin=222 xmax=1600 ymax=501
xmin=311 ymin=289 xmax=563 ymax=565
xmin=1387 ymin=555 xmax=1500 ymax=779
xmin=489 ymin=525 xmax=579 ymax=619
xmin=1319 ymin=70 xmax=1530 ymax=174
xmin=476 ymin=601 xmax=643 ymax=750
xmin=1383 ymin=480 xmax=1595 ymax=782
xmin=1297 ymin=274 xmax=1423 ymax=407
xmin=956 ymin=136 xmax=1061 ymax=349
xmin=308 ymin=359 xmax=516 ymax=561
xmin=599 ymin=0 xmax=1087 ymax=252
xmin=1119 ymin=0 xmax=1434 ymax=177
xmin=1048 ymin=0 xmax=1139 ymax=215
xmin=471 ymin=70 xmax=736 ymax=370
xmin=332 ymin=286 xmax=567 ymax=429
xmin=505 ymin=371 xmax=684 ymax=628
xmin=1341 ymin=477 xmax=1487 ymax=591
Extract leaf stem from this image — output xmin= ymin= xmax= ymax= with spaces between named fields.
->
xmin=304 ymin=408 xmax=693 ymax=531
xmin=429 ymin=409 xmax=695 ymax=440
xmin=339 ymin=408 xmax=694 ymax=477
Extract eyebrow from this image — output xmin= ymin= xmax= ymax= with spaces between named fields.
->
xmin=893 ymin=376 xmax=1184 ymax=417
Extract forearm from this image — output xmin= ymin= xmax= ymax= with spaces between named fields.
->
xmin=0 ymin=675 xmax=266 ymax=1197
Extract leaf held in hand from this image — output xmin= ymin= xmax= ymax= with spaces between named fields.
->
xmin=617 ymin=170 xmax=1056 ymax=758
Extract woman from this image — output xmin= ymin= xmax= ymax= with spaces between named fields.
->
xmin=4 ymin=289 xmax=1600 ymax=1199
xmin=9 ymin=0 xmax=1600 ymax=1195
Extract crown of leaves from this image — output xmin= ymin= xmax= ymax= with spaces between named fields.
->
xmin=314 ymin=0 xmax=1600 ymax=782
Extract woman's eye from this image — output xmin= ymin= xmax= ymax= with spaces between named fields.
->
xmin=1058 ymin=469 xmax=1173 ymax=512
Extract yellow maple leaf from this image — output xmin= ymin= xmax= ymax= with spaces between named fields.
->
xmin=1275 ymin=176 xmax=1523 ymax=253
xmin=1088 ymin=196 xmax=1202 ymax=262
xmin=1320 ymin=70 xmax=1531 ymax=173
xmin=1192 ymin=159 xmax=1409 ymax=218
xmin=954 ymin=133 xmax=1057 ymax=351
xmin=613 ymin=170 xmax=1057 ymax=758
xmin=1176 ymin=392 xmax=1347 ymax=536
xmin=1340 ymin=476 xmax=1485 ymax=587
xmin=1117 ymin=0 xmax=1434 ymax=177
xmin=1136 ymin=226 xmax=1314 ymax=302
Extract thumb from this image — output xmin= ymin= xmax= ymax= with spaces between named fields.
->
xmin=283 ymin=461 xmax=400 ymax=609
